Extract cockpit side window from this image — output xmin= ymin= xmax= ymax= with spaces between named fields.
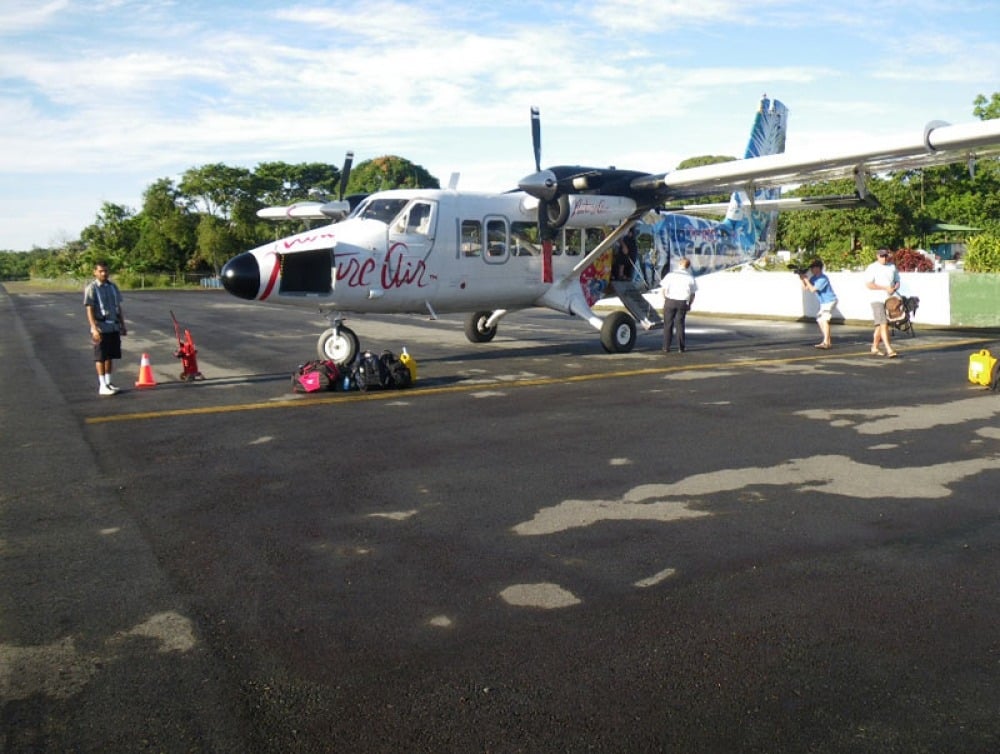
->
xmin=392 ymin=201 xmax=434 ymax=235
xmin=358 ymin=198 xmax=409 ymax=224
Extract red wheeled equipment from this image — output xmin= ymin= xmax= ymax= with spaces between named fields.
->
xmin=171 ymin=310 xmax=203 ymax=381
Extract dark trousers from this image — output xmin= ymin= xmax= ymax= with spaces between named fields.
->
xmin=663 ymin=299 xmax=689 ymax=351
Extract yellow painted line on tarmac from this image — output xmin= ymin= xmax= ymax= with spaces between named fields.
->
xmin=84 ymin=336 xmax=992 ymax=425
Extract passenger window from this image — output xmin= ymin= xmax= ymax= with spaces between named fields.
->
xmin=486 ymin=219 xmax=507 ymax=257
xmin=584 ymin=227 xmax=606 ymax=254
xmin=563 ymin=228 xmax=581 ymax=256
xmin=461 ymin=219 xmax=482 ymax=257
xmin=511 ymin=222 xmax=539 ymax=256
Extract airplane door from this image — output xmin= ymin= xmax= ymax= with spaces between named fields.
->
xmin=382 ymin=200 xmax=438 ymax=303
xmin=388 ymin=201 xmax=435 ymax=262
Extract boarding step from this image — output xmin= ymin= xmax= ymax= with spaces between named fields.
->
xmin=611 ymin=281 xmax=663 ymax=331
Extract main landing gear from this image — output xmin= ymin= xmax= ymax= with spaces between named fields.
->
xmin=600 ymin=311 xmax=637 ymax=353
xmin=464 ymin=308 xmax=638 ymax=354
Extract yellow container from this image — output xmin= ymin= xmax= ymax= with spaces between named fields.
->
xmin=968 ymin=349 xmax=998 ymax=387
xmin=400 ymin=348 xmax=417 ymax=383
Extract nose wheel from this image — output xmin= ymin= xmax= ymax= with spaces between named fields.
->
xmin=317 ymin=326 xmax=360 ymax=365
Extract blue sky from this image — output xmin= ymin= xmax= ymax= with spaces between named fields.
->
xmin=1 ymin=0 xmax=998 ymax=251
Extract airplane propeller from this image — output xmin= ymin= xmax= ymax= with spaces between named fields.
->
xmin=519 ymin=108 xmax=659 ymax=230
xmin=531 ymin=107 xmax=542 ymax=173
xmin=317 ymin=151 xmax=359 ymax=220
xmin=523 ymin=108 xmax=563 ymax=239
xmin=338 ymin=151 xmax=354 ymax=201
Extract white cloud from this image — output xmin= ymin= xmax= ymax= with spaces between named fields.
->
xmin=0 ymin=0 xmax=70 ymax=36
xmin=1 ymin=0 xmax=999 ymax=249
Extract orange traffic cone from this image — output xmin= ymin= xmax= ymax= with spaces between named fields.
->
xmin=135 ymin=353 xmax=157 ymax=388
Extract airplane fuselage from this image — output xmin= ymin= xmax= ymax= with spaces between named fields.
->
xmin=222 ymin=188 xmax=638 ymax=316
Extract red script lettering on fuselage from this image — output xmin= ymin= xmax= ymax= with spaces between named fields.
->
xmin=336 ymin=243 xmax=432 ymax=289
xmin=280 ymin=231 xmax=337 ymax=250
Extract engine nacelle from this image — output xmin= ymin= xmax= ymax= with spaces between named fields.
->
xmin=520 ymin=194 xmax=637 ymax=231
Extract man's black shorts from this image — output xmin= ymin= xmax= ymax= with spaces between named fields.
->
xmin=93 ymin=332 xmax=122 ymax=361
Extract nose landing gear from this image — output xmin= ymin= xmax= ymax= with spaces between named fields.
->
xmin=317 ymin=321 xmax=360 ymax=365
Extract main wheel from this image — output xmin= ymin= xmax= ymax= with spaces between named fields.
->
xmin=600 ymin=311 xmax=637 ymax=353
xmin=317 ymin=326 xmax=360 ymax=365
xmin=465 ymin=311 xmax=497 ymax=343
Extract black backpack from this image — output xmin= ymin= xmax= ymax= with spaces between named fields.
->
xmin=351 ymin=351 xmax=391 ymax=392
xmin=379 ymin=350 xmax=413 ymax=389
xmin=291 ymin=359 xmax=340 ymax=393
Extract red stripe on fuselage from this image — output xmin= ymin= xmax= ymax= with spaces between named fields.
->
xmin=260 ymin=253 xmax=280 ymax=301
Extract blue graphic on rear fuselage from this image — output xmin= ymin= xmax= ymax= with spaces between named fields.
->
xmin=653 ymin=97 xmax=787 ymax=278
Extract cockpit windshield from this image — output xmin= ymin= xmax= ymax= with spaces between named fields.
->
xmin=355 ymin=198 xmax=409 ymax=224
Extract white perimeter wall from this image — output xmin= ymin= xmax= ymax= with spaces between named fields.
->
xmin=673 ymin=270 xmax=953 ymax=325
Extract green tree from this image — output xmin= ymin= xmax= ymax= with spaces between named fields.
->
xmin=965 ymin=233 xmax=1000 ymax=272
xmin=180 ymin=163 xmax=272 ymax=269
xmin=179 ymin=163 xmax=255 ymax=220
xmin=0 ymin=251 xmax=31 ymax=279
xmin=346 ymin=156 xmax=439 ymax=194
xmin=253 ymin=161 xmax=343 ymax=205
xmin=973 ymin=92 xmax=1000 ymax=121
xmin=192 ymin=215 xmax=239 ymax=275
xmin=78 ymin=202 xmax=141 ymax=274
xmin=136 ymin=178 xmax=198 ymax=274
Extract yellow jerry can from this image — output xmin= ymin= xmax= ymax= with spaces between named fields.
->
xmin=400 ymin=347 xmax=417 ymax=383
xmin=968 ymin=349 xmax=998 ymax=387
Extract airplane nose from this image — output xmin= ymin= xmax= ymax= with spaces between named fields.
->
xmin=221 ymin=252 xmax=261 ymax=300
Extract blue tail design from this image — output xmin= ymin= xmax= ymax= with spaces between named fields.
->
xmin=653 ymin=96 xmax=788 ymax=278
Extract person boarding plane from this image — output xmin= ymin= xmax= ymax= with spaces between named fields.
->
xmin=221 ymin=96 xmax=1000 ymax=364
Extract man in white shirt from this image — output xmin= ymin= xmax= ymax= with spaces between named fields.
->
xmin=661 ymin=257 xmax=697 ymax=353
xmin=864 ymin=250 xmax=900 ymax=358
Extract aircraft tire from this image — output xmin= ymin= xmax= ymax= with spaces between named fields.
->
xmin=317 ymin=326 xmax=360 ymax=365
xmin=600 ymin=311 xmax=636 ymax=353
xmin=465 ymin=311 xmax=497 ymax=343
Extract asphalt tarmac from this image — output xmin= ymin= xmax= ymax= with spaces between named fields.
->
xmin=3 ymin=284 xmax=1000 ymax=753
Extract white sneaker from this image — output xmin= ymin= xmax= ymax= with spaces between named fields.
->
xmin=99 ymin=385 xmax=116 ymax=396
xmin=106 ymin=383 xmax=121 ymax=393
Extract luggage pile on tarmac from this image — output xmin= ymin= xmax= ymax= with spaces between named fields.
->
xmin=292 ymin=349 xmax=416 ymax=394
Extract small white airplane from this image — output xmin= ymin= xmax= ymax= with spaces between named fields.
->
xmin=222 ymin=96 xmax=1000 ymax=364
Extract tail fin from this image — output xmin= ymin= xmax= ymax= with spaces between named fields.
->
xmin=719 ymin=96 xmax=788 ymax=256
xmin=743 ymin=95 xmax=788 ymax=160
xmin=654 ymin=96 xmax=788 ymax=278
xmin=724 ymin=96 xmax=787 ymax=223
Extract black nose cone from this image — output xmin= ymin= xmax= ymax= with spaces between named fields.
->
xmin=221 ymin=252 xmax=260 ymax=300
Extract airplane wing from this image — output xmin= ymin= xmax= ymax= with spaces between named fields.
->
xmin=257 ymin=200 xmax=352 ymax=222
xmin=634 ymin=119 xmax=1000 ymax=200
xmin=661 ymin=193 xmax=878 ymax=216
